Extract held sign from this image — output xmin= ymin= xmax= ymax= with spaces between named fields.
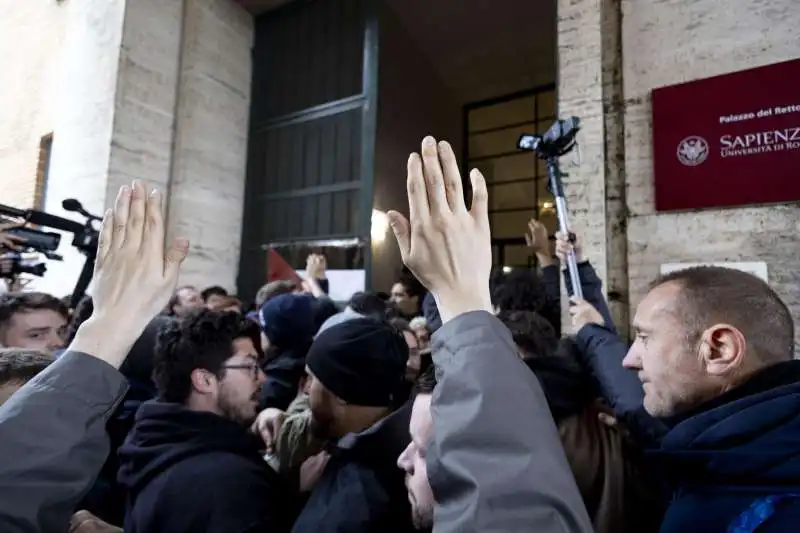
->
xmin=652 ymin=58 xmax=800 ymax=212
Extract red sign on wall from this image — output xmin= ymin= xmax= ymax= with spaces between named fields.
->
xmin=652 ymin=58 xmax=800 ymax=212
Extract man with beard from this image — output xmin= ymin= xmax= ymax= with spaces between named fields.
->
xmin=396 ymin=369 xmax=436 ymax=531
xmin=290 ymin=316 xmax=415 ymax=533
xmin=117 ymin=309 xmax=293 ymax=533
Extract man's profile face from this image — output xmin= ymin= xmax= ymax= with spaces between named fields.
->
xmin=215 ymin=337 xmax=266 ymax=426
xmin=205 ymin=293 xmax=228 ymax=310
xmin=307 ymin=367 xmax=337 ymax=439
xmin=174 ymin=287 xmax=204 ymax=316
xmin=623 ymin=282 xmax=706 ymax=417
xmin=391 ymin=283 xmax=418 ymax=316
xmin=0 ymin=310 xmax=66 ymax=355
xmin=397 ymin=393 xmax=435 ymax=529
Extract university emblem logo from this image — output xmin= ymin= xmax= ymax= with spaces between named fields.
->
xmin=676 ymin=136 xmax=709 ymax=166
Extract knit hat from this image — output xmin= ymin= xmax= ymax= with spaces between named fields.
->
xmin=258 ymin=293 xmax=316 ymax=348
xmin=316 ymin=307 xmax=366 ymax=337
xmin=306 ymin=317 xmax=408 ymax=407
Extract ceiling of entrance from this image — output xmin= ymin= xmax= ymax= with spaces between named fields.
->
xmin=385 ymin=0 xmax=556 ymax=103
xmin=236 ymin=0 xmax=556 ymax=104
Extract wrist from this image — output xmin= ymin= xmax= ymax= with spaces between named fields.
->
xmin=536 ymin=252 xmax=555 ymax=268
xmin=68 ymin=314 xmax=142 ymax=369
xmin=434 ymin=288 xmax=493 ymax=325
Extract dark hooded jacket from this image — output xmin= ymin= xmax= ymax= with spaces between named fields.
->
xmin=652 ymin=360 xmax=800 ymax=533
xmin=78 ymin=316 xmax=173 ymax=525
xmin=117 ymin=401 xmax=294 ymax=533
xmin=291 ymin=403 xmax=415 ymax=533
xmin=259 ymin=293 xmax=317 ymax=411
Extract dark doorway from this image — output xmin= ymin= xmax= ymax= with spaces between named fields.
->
xmin=463 ymin=87 xmax=558 ymax=269
xmin=238 ymin=0 xmax=378 ymax=300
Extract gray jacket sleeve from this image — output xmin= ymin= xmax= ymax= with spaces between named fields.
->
xmin=428 ymin=311 xmax=593 ymax=533
xmin=0 ymin=351 xmax=128 ymax=533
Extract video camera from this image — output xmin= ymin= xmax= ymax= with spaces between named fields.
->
xmin=0 ymin=199 xmax=102 ymax=308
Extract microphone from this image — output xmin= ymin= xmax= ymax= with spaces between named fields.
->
xmin=62 ymin=199 xmax=102 ymax=222
xmin=62 ymin=199 xmax=83 ymax=213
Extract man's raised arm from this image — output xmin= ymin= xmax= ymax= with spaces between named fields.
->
xmin=0 ymin=181 xmax=188 ymax=533
xmin=389 ymin=137 xmax=592 ymax=533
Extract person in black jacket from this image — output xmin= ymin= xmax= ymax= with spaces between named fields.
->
xmin=291 ymin=316 xmax=415 ymax=533
xmin=258 ymin=292 xmax=317 ymax=411
xmin=117 ymin=309 xmax=294 ymax=533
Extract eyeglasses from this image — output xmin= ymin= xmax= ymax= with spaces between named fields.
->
xmin=221 ymin=362 xmax=262 ymax=380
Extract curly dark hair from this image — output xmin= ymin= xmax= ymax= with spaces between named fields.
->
xmin=201 ymin=285 xmax=228 ymax=302
xmin=153 ymin=309 xmax=263 ymax=403
xmin=0 ymin=292 xmax=69 ymax=333
xmin=497 ymin=310 xmax=558 ymax=359
xmin=348 ymin=292 xmax=388 ymax=320
xmin=491 ymin=268 xmax=545 ymax=313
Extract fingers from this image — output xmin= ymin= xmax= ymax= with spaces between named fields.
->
xmin=438 ymin=141 xmax=466 ymax=214
xmin=387 ymin=211 xmax=410 ymax=261
xmin=420 ymin=137 xmax=448 ymax=215
xmin=112 ymin=185 xmax=131 ymax=250
xmin=94 ymin=209 xmax=113 ymax=273
xmin=145 ymin=188 xmax=164 ymax=248
xmin=407 ymin=153 xmax=428 ymax=222
xmin=568 ymin=297 xmax=587 ymax=310
xmin=468 ymin=168 xmax=489 ymax=223
xmin=127 ymin=180 xmax=147 ymax=251
xmin=164 ymin=238 xmax=189 ymax=281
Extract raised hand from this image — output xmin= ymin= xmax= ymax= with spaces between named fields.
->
xmin=555 ymin=229 xmax=584 ymax=264
xmin=387 ymin=137 xmax=492 ymax=324
xmin=71 ymin=181 xmax=189 ymax=368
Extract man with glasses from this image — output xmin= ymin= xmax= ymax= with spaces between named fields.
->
xmin=117 ymin=309 xmax=295 ymax=533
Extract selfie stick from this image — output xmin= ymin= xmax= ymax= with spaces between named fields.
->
xmin=517 ymin=117 xmax=583 ymax=300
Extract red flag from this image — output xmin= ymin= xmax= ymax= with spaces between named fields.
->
xmin=267 ymin=248 xmax=302 ymax=284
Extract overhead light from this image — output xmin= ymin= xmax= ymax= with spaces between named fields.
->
xmin=502 ymin=266 xmax=512 ymax=273
xmin=371 ymin=209 xmax=390 ymax=245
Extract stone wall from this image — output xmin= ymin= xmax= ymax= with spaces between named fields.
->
xmin=0 ymin=0 xmax=69 ymax=209
xmin=162 ymin=0 xmax=254 ymax=291
xmin=559 ymin=0 xmax=800 ymax=348
xmin=623 ymin=0 xmax=800 ymax=350
xmin=31 ymin=0 xmax=253 ymax=297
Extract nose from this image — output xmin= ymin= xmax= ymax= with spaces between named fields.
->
xmin=49 ymin=332 xmax=66 ymax=352
xmin=622 ymin=345 xmax=640 ymax=370
xmin=397 ymin=445 xmax=412 ymax=471
xmin=256 ymin=367 xmax=267 ymax=385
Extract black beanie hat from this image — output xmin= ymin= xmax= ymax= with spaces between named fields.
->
xmin=306 ymin=317 xmax=409 ymax=407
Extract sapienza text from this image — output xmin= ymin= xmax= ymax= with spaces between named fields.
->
xmin=720 ymin=126 xmax=800 ymax=157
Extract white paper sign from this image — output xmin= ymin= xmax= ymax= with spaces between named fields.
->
xmin=296 ymin=269 xmax=366 ymax=302
xmin=659 ymin=261 xmax=768 ymax=283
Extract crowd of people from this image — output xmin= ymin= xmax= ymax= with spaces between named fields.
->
xmin=0 ymin=137 xmax=797 ymax=533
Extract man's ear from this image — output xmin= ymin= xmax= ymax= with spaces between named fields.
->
xmin=700 ymin=324 xmax=747 ymax=376
xmin=190 ymin=368 xmax=217 ymax=395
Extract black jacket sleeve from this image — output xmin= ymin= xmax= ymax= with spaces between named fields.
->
xmin=539 ymin=265 xmax=563 ymax=334
xmin=541 ymin=261 xmax=616 ymax=335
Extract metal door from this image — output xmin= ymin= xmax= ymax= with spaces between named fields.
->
xmin=238 ymin=0 xmax=378 ymax=301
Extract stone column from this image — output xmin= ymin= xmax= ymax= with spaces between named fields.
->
xmin=556 ymin=0 xmax=629 ymax=337
xmin=36 ymin=0 xmax=253 ymax=297
xmin=165 ymin=0 xmax=254 ymax=293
